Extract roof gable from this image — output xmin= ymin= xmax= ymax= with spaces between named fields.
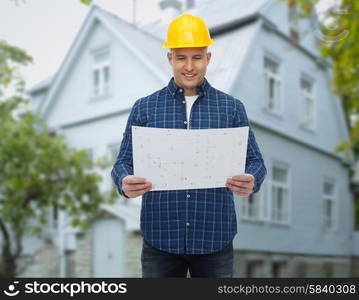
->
xmin=38 ymin=5 xmax=169 ymax=119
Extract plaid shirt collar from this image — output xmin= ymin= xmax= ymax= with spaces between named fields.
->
xmin=167 ymin=77 xmax=211 ymax=98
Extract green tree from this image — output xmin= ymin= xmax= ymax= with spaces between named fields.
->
xmin=0 ymin=40 xmax=116 ymax=277
xmin=285 ymin=0 xmax=359 ymax=227
xmin=286 ymin=0 xmax=358 ymax=156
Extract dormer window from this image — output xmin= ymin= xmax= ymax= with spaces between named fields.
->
xmin=92 ymin=48 xmax=111 ymax=98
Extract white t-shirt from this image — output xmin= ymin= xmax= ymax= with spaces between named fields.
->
xmin=185 ymin=95 xmax=199 ymax=129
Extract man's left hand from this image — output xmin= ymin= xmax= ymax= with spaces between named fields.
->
xmin=226 ymin=174 xmax=255 ymax=197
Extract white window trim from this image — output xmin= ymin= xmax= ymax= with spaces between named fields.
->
xmin=263 ymin=52 xmax=283 ymax=117
xmin=108 ymin=141 xmax=122 ymax=162
xmin=107 ymin=141 xmax=122 ymax=189
xmin=239 ymin=181 xmax=269 ymax=222
xmin=322 ymin=177 xmax=338 ymax=232
xmin=246 ymin=260 xmax=263 ymax=277
xmin=268 ymin=160 xmax=291 ymax=226
xmin=89 ymin=45 xmax=112 ymax=101
xmin=300 ymin=74 xmax=316 ymax=131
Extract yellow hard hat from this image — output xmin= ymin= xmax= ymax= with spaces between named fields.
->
xmin=162 ymin=13 xmax=213 ymax=48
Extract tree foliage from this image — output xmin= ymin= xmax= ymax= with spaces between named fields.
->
xmin=0 ymin=40 xmax=116 ymax=276
xmin=286 ymin=0 xmax=359 ymax=159
xmin=286 ymin=0 xmax=359 ymax=228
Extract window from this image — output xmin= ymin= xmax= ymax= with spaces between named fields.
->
xmin=300 ymin=76 xmax=315 ymax=129
xmin=323 ymin=179 xmax=337 ymax=230
xmin=242 ymin=193 xmax=260 ymax=219
xmin=264 ymin=56 xmax=281 ymax=114
xmin=322 ymin=262 xmax=334 ymax=277
xmin=108 ymin=142 xmax=121 ymax=162
xmin=270 ymin=164 xmax=290 ymax=223
xmin=296 ymin=262 xmax=307 ymax=277
xmin=65 ymin=251 xmax=76 ymax=277
xmin=272 ymin=261 xmax=287 ymax=277
xmin=52 ymin=204 xmax=58 ymax=229
xmin=240 ymin=182 xmax=268 ymax=221
xmin=246 ymin=260 xmax=263 ymax=277
xmin=350 ymin=113 xmax=359 ymax=128
xmin=92 ymin=48 xmax=111 ymax=98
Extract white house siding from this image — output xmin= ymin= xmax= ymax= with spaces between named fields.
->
xmin=22 ymin=2 xmax=358 ymax=278
xmin=262 ymin=0 xmax=319 ymax=55
xmin=232 ymin=23 xmax=348 ymax=155
xmin=60 ymin=114 xmax=129 ymax=192
xmin=230 ymin=127 xmax=353 ymax=277
xmin=45 ymin=21 xmax=163 ymax=129
xmin=233 ymin=128 xmax=353 ymax=255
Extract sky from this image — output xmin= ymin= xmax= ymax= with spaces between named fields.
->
xmin=0 ymin=0 xmax=337 ymax=90
xmin=0 ymin=0 xmax=166 ymax=89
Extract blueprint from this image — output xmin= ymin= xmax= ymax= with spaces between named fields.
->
xmin=132 ymin=126 xmax=249 ymax=191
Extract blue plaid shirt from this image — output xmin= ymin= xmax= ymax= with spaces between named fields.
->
xmin=111 ymin=77 xmax=266 ymax=254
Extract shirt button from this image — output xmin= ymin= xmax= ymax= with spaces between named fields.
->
xmin=182 ymin=101 xmax=186 ymax=104
xmin=184 ymin=121 xmax=187 ymax=124
xmin=179 ymin=89 xmax=183 ymax=93
xmin=186 ymin=222 xmax=190 ymax=227
xmin=187 ymin=194 xmax=190 ymax=198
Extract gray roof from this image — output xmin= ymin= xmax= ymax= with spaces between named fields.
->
xmin=98 ymin=3 xmax=261 ymax=93
xmin=206 ymin=22 xmax=259 ymax=92
xmin=98 ymin=7 xmax=172 ymax=79
xmin=28 ymin=1 xmax=269 ymax=94
xmin=140 ymin=0 xmax=269 ymax=40
xmin=26 ymin=75 xmax=54 ymax=95
xmin=192 ymin=0 xmax=269 ymax=30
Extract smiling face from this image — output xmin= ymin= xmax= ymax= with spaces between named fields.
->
xmin=167 ymin=47 xmax=211 ymax=96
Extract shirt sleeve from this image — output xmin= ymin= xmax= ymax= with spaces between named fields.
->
xmin=111 ymin=99 xmax=143 ymax=198
xmin=234 ymin=100 xmax=267 ymax=193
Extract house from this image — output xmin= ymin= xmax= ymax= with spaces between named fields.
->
xmin=21 ymin=0 xmax=359 ymax=277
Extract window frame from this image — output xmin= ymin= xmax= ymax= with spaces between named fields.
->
xmin=239 ymin=181 xmax=269 ymax=222
xmin=322 ymin=177 xmax=338 ymax=232
xmin=300 ymin=74 xmax=316 ymax=131
xmin=108 ymin=141 xmax=122 ymax=162
xmin=268 ymin=161 xmax=291 ymax=225
xmin=90 ymin=46 xmax=112 ymax=100
xmin=263 ymin=53 xmax=282 ymax=116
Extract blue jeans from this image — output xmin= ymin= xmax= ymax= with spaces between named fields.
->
xmin=141 ymin=239 xmax=234 ymax=278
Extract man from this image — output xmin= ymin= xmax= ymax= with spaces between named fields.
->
xmin=111 ymin=13 xmax=266 ymax=278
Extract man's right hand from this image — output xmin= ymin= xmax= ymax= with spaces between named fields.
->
xmin=121 ymin=175 xmax=152 ymax=198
